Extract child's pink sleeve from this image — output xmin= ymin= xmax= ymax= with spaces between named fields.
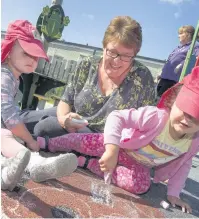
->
xmin=167 ymin=158 xmax=192 ymax=198
xmin=104 ymin=106 xmax=159 ymax=147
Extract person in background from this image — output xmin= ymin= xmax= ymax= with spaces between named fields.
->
xmin=157 ymin=25 xmax=199 ymax=97
xmin=1 ymin=20 xmax=78 ymax=191
xmin=33 ymin=16 xmax=155 ymax=138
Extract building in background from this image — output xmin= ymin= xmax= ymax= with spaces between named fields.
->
xmin=1 ymin=30 xmax=165 ymax=83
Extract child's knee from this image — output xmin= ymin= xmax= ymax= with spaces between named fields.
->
xmin=34 ymin=119 xmax=48 ymax=137
xmin=113 ymin=166 xmax=151 ymax=194
xmin=1 ymin=129 xmax=14 ymax=146
xmin=1 ymin=128 xmax=13 ymax=138
xmin=129 ymin=175 xmax=151 ymax=194
xmin=116 ymin=178 xmax=151 ymax=194
xmin=133 ymin=181 xmax=151 ymax=194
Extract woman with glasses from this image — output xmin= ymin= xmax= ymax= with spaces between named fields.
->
xmin=34 ymin=16 xmax=155 ymax=137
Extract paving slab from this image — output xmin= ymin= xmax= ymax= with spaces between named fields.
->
xmin=1 ymin=169 xmax=165 ymax=218
xmin=1 ymin=153 xmax=199 ymax=218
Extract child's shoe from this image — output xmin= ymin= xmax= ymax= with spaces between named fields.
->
xmin=1 ymin=148 xmax=31 ymax=191
xmin=30 ymin=153 xmax=78 ymax=182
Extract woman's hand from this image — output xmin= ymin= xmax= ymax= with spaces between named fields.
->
xmin=174 ymin=63 xmax=182 ymax=74
xmin=59 ymin=112 xmax=87 ymax=133
xmin=167 ymin=195 xmax=192 ymax=214
xmin=99 ymin=144 xmax=119 ymax=172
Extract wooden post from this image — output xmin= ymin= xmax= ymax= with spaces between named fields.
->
xmin=27 ymin=0 xmax=63 ymax=108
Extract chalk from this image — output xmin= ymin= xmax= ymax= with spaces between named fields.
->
xmin=104 ymin=172 xmax=112 ymax=185
xmin=160 ymin=200 xmax=170 ymax=209
xmin=70 ymin=118 xmax=88 ymax=125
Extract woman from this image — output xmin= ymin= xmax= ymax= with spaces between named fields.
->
xmin=157 ymin=25 xmax=199 ymax=97
xmin=34 ymin=16 xmax=155 ymax=137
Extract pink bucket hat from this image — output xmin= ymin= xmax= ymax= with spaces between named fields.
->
xmin=176 ymin=66 xmax=199 ymax=121
xmin=158 ymin=66 xmax=199 ymax=121
xmin=1 ymin=20 xmax=49 ymax=63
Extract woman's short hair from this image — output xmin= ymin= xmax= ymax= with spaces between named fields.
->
xmin=178 ymin=25 xmax=199 ymax=40
xmin=102 ymin=16 xmax=142 ymax=54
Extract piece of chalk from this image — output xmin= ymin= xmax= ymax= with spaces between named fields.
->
xmin=104 ymin=172 xmax=112 ymax=185
xmin=160 ymin=200 xmax=170 ymax=209
xmin=71 ymin=118 xmax=88 ymax=125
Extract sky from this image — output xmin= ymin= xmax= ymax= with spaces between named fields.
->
xmin=1 ymin=0 xmax=199 ymax=60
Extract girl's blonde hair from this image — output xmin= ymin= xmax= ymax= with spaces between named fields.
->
xmin=102 ymin=16 xmax=142 ymax=54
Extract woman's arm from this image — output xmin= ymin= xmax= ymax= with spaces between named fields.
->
xmin=57 ymin=100 xmax=71 ymax=128
xmin=57 ymin=57 xmax=91 ymax=129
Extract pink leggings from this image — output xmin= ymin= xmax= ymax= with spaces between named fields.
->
xmin=38 ymin=133 xmax=151 ymax=194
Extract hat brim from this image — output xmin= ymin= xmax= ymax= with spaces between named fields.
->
xmin=176 ymin=85 xmax=199 ymax=121
xmin=18 ymin=39 xmax=49 ymax=61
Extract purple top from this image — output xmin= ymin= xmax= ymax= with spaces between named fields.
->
xmin=161 ymin=42 xmax=199 ymax=82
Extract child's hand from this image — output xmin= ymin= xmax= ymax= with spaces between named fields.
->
xmin=99 ymin=144 xmax=119 ymax=172
xmin=167 ymin=195 xmax=192 ymax=214
xmin=26 ymin=139 xmax=40 ymax=152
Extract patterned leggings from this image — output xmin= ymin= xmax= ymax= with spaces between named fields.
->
xmin=38 ymin=133 xmax=151 ymax=194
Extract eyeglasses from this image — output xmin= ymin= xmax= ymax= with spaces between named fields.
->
xmin=106 ymin=48 xmax=134 ymax=62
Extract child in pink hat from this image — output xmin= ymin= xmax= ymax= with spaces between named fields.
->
xmin=1 ymin=20 xmax=78 ymax=191
xmin=100 ymin=66 xmax=199 ymax=213
xmin=36 ymin=66 xmax=199 ymax=214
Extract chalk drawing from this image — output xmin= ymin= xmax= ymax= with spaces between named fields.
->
xmin=2 ymin=168 xmax=157 ymax=218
